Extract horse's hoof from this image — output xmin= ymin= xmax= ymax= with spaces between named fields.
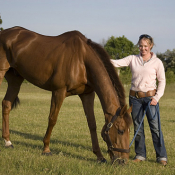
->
xmin=42 ymin=152 xmax=52 ymax=156
xmin=97 ymin=158 xmax=107 ymax=163
xmin=5 ymin=144 xmax=14 ymax=149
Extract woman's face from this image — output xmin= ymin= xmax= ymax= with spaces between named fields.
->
xmin=139 ymin=39 xmax=152 ymax=56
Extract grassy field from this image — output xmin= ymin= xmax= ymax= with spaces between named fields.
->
xmin=0 ymin=82 xmax=175 ymax=175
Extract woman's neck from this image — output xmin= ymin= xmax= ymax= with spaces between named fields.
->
xmin=141 ymin=52 xmax=152 ymax=61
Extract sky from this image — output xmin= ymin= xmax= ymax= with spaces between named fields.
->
xmin=0 ymin=0 xmax=175 ymax=53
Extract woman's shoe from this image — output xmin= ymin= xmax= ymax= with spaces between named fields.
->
xmin=158 ymin=160 xmax=167 ymax=166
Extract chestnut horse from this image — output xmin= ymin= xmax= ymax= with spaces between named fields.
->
xmin=0 ymin=27 xmax=132 ymax=164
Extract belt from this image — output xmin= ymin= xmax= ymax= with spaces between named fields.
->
xmin=129 ymin=89 xmax=156 ymax=98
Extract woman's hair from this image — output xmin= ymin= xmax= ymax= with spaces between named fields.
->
xmin=137 ymin=34 xmax=155 ymax=50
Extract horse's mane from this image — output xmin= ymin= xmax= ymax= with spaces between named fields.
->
xmin=87 ymin=39 xmax=126 ymax=108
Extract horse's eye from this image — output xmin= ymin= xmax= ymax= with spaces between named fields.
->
xmin=118 ymin=129 xmax=124 ymax=135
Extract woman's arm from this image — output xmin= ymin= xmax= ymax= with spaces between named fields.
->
xmin=110 ymin=55 xmax=133 ymax=67
xmin=153 ymin=60 xmax=166 ymax=103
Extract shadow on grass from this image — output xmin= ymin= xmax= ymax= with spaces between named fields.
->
xmin=0 ymin=129 xmax=108 ymax=162
xmin=11 ymin=140 xmax=98 ymax=163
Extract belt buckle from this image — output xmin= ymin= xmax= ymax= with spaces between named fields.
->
xmin=135 ymin=92 xmax=139 ymax=98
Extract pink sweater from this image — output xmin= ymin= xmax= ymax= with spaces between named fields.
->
xmin=111 ymin=53 xmax=166 ymax=102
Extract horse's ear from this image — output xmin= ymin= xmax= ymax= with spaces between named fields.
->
xmin=127 ymin=105 xmax=132 ymax=114
xmin=120 ymin=105 xmax=127 ymax=116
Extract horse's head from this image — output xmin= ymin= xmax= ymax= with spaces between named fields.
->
xmin=101 ymin=105 xmax=132 ymax=165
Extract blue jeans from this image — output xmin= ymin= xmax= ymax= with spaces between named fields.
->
xmin=129 ymin=96 xmax=167 ymax=161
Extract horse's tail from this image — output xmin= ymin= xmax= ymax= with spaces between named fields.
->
xmin=11 ymin=96 xmax=20 ymax=110
xmin=87 ymin=39 xmax=126 ymax=107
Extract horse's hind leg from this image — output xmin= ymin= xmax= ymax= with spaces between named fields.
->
xmin=0 ymin=44 xmax=10 ymax=86
xmin=2 ymin=69 xmax=24 ymax=147
xmin=0 ymin=69 xmax=8 ymax=86
xmin=42 ymin=89 xmax=66 ymax=155
xmin=79 ymin=92 xmax=107 ymax=163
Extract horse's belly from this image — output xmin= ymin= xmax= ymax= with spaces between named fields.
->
xmin=66 ymin=85 xmax=93 ymax=96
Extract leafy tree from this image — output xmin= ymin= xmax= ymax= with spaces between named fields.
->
xmin=165 ymin=68 xmax=175 ymax=84
xmin=157 ymin=49 xmax=175 ymax=73
xmin=104 ymin=35 xmax=139 ymax=59
xmin=104 ymin=35 xmax=139 ymax=84
xmin=0 ymin=15 xmax=3 ymax=31
xmin=157 ymin=49 xmax=175 ymax=84
xmin=157 ymin=52 xmax=167 ymax=68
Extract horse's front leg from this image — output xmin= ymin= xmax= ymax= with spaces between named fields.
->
xmin=79 ymin=92 xmax=107 ymax=163
xmin=42 ymin=89 xmax=66 ymax=155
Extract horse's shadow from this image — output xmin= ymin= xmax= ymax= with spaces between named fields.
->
xmin=1 ymin=129 xmax=108 ymax=162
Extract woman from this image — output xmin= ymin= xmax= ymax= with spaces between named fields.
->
xmin=111 ymin=34 xmax=167 ymax=166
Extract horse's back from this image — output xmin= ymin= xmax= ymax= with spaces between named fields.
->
xmin=0 ymin=27 xmax=88 ymax=92
xmin=1 ymin=26 xmax=87 ymax=45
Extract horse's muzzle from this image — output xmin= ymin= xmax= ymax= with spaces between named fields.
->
xmin=112 ymin=156 xmax=127 ymax=165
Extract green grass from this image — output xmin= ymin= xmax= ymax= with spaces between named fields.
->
xmin=0 ymin=82 xmax=175 ymax=175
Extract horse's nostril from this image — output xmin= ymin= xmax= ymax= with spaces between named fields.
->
xmin=121 ymin=159 xmax=125 ymax=164
xmin=118 ymin=159 xmax=125 ymax=165
xmin=112 ymin=157 xmax=126 ymax=165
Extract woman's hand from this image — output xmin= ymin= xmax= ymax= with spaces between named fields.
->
xmin=150 ymin=98 xmax=157 ymax=106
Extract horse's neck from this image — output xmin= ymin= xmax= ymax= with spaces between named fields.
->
xmin=86 ymin=60 xmax=120 ymax=115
